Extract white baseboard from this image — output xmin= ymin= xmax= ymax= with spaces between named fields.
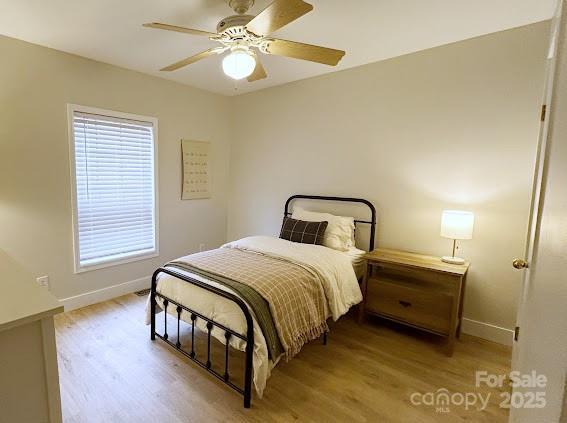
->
xmin=60 ymin=276 xmax=151 ymax=312
xmin=461 ymin=318 xmax=514 ymax=346
xmin=59 ymin=279 xmax=515 ymax=346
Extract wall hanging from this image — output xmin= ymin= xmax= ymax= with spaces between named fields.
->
xmin=181 ymin=139 xmax=211 ymax=199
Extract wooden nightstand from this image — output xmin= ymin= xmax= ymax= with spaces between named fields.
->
xmin=359 ymin=248 xmax=469 ymax=356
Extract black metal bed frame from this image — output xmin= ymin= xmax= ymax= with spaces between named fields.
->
xmin=284 ymin=194 xmax=376 ymax=252
xmin=150 ymin=195 xmax=376 ymax=408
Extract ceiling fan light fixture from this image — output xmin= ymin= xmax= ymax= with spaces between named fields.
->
xmin=222 ymin=48 xmax=256 ymax=80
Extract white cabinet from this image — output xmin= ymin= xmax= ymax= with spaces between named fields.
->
xmin=0 ymin=251 xmax=63 ymax=423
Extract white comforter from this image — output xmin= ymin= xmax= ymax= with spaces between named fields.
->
xmin=145 ymin=236 xmax=362 ymax=397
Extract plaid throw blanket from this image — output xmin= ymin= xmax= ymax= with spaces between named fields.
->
xmin=167 ymin=248 xmax=329 ymax=360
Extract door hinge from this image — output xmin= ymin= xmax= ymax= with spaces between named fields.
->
xmin=514 ymin=326 xmax=520 ymax=341
xmin=541 ymin=104 xmax=547 ymax=122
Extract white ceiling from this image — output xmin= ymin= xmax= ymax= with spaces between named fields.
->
xmin=0 ymin=0 xmax=555 ymax=96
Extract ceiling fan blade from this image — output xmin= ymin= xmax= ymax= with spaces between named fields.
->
xmin=143 ymin=22 xmax=217 ymax=38
xmin=264 ymin=39 xmax=345 ymax=66
xmin=245 ymin=0 xmax=313 ymax=36
xmin=247 ymin=55 xmax=268 ymax=82
xmin=160 ymin=48 xmax=224 ymax=72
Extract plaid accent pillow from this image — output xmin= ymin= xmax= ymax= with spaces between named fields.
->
xmin=279 ymin=217 xmax=328 ymax=245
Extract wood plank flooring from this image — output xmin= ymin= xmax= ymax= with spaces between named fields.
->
xmin=54 ymin=294 xmax=511 ymax=422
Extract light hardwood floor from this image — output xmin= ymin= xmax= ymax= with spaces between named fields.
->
xmin=54 ymin=294 xmax=511 ymax=422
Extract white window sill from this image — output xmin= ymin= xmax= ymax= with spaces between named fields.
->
xmin=74 ymin=249 xmax=159 ymax=274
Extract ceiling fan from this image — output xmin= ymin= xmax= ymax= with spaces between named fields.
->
xmin=143 ymin=0 xmax=345 ymax=82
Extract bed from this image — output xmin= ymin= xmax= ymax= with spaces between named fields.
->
xmin=146 ymin=195 xmax=376 ymax=408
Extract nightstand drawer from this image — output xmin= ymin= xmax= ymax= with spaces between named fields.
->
xmin=371 ymin=263 xmax=457 ymax=293
xmin=365 ymin=279 xmax=453 ymax=335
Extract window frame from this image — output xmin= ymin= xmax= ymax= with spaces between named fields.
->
xmin=67 ymin=104 xmax=159 ymax=273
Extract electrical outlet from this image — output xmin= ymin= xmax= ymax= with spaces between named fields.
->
xmin=199 ymin=243 xmax=206 ymax=252
xmin=36 ymin=275 xmax=50 ymax=289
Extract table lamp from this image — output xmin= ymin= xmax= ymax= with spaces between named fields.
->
xmin=440 ymin=210 xmax=474 ymax=264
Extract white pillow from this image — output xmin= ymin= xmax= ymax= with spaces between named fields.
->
xmin=291 ymin=207 xmax=355 ymax=251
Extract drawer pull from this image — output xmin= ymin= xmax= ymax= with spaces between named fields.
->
xmin=399 ymin=300 xmax=412 ymax=308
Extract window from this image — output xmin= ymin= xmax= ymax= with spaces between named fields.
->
xmin=68 ymin=105 xmax=158 ymax=272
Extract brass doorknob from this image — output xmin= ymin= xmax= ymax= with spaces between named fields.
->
xmin=512 ymin=259 xmax=529 ymax=269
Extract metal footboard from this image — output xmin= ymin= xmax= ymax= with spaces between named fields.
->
xmin=150 ymin=267 xmax=254 ymax=408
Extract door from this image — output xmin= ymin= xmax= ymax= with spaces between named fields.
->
xmin=509 ymin=1 xmax=567 ymax=421
xmin=510 ymin=0 xmax=563 ymax=372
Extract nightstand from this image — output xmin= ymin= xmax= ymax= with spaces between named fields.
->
xmin=359 ymin=248 xmax=469 ymax=356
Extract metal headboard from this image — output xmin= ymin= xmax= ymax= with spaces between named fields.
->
xmin=284 ymin=195 xmax=377 ymax=251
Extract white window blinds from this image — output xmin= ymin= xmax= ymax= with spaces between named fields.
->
xmin=71 ymin=110 xmax=157 ymax=270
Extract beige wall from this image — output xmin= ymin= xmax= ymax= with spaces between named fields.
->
xmin=227 ymin=22 xmax=550 ymax=334
xmin=0 ymin=22 xmax=551 ymax=337
xmin=0 ymin=35 xmax=231 ymax=300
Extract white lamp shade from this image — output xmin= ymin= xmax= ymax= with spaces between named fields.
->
xmin=222 ymin=50 xmax=256 ymax=80
xmin=440 ymin=210 xmax=474 ymax=240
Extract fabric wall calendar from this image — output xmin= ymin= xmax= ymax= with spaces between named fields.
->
xmin=181 ymin=139 xmax=211 ymax=200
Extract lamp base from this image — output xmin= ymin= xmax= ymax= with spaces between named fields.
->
xmin=441 ymin=256 xmax=465 ymax=265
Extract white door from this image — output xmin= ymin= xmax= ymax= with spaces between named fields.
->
xmin=511 ymin=0 xmax=562 ymax=371
xmin=510 ymin=1 xmax=567 ymax=421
